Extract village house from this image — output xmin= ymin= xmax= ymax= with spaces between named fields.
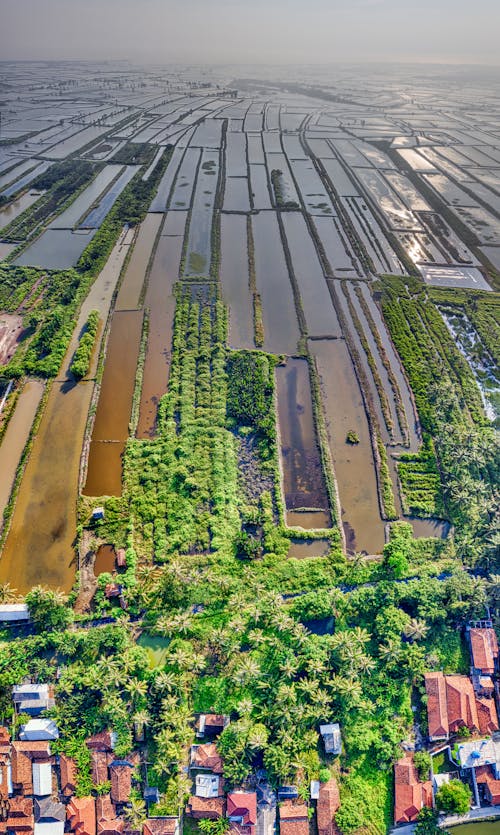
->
xmin=450 ymin=737 xmax=500 ymax=806
xmin=227 ymin=791 xmax=257 ymax=835
xmin=142 ymin=818 xmax=180 ymax=835
xmin=59 ymin=753 xmax=78 ymax=797
xmin=424 ymin=671 xmax=499 ymax=741
xmin=195 ymin=773 xmax=223 ymax=798
xmin=186 ymin=795 xmax=226 ymax=819
xmin=109 ymin=761 xmax=133 ymax=805
xmin=66 ymin=795 xmax=97 ymax=835
xmin=393 ymin=754 xmax=432 ymax=825
xmin=316 ymin=777 xmax=341 ymax=835
xmin=12 ymin=684 xmax=54 ymax=717
xmin=34 ymin=796 xmax=66 ymax=834
xmin=196 ymin=715 xmax=230 ymax=739
xmin=319 ymin=724 xmax=342 ymax=756
xmin=20 ymin=719 xmax=59 ymax=742
xmin=190 ymin=743 xmax=224 ymax=774
xmin=278 ymin=800 xmax=309 ymax=835
xmin=468 ymin=625 xmax=499 ymax=677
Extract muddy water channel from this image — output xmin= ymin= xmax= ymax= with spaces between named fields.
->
xmin=0 ymin=379 xmax=44 ymax=522
xmin=276 ymin=358 xmax=330 ymax=528
xmin=309 ymin=339 xmax=385 ymax=554
xmin=84 ymin=310 xmax=143 ymax=496
xmin=0 ymin=230 xmax=133 ymax=592
xmin=137 ymin=212 xmax=186 ymax=438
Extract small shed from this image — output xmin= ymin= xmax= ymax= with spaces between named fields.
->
xmin=116 ymin=548 xmax=127 ymax=568
xmin=20 ymin=719 xmax=59 ymax=742
xmin=277 ymin=786 xmax=298 ymax=800
xmin=144 ymin=786 xmax=161 ymax=806
xmin=35 ymin=823 xmax=64 ymax=835
xmin=310 ymin=780 xmax=320 ymax=800
xmin=92 ymin=507 xmax=105 ymax=520
xmin=32 ymin=761 xmax=52 ymax=796
xmin=0 ymin=604 xmax=30 ymax=622
xmin=320 ymin=723 xmax=342 ymax=755
xmin=196 ymin=773 xmax=220 ymax=798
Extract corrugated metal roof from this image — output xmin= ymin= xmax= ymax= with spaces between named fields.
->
xmin=32 ymin=761 xmax=52 ymax=796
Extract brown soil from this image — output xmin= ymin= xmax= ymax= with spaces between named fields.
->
xmin=0 ymin=313 xmax=24 ymax=364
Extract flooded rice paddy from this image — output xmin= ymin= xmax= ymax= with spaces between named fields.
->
xmin=251 ymin=211 xmax=300 ymax=355
xmin=309 ymin=339 xmax=386 ymax=554
xmin=84 ymin=309 xmax=143 ymax=496
xmin=0 ymin=379 xmax=45 ymax=523
xmin=220 ymin=214 xmax=254 ymax=350
xmin=14 ymin=228 xmax=97 ymax=270
xmin=275 ymin=358 xmax=331 ymax=529
xmin=0 ymin=191 xmax=43 ymax=231
xmin=0 ymin=230 xmax=132 ymax=592
xmin=137 ymin=212 xmax=185 ymax=438
xmin=280 ymin=213 xmax=341 ymax=338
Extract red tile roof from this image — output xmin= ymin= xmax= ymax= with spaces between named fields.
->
xmin=87 ymin=732 xmax=115 ymax=752
xmin=470 ymin=628 xmax=499 ymax=675
xmin=316 ymin=778 xmax=341 ymax=835
xmin=187 ymin=796 xmax=226 ymax=819
xmin=424 ymin=672 xmax=448 ymax=740
xmin=109 ymin=762 xmax=132 ymax=804
xmin=394 ymin=755 xmax=432 ymax=824
xmin=143 ymin=820 xmax=179 ymax=835
xmin=96 ymin=794 xmax=115 ymax=822
xmin=60 ymin=753 xmax=78 ymax=796
xmin=91 ymin=751 xmax=113 ymax=784
xmin=67 ymin=796 xmax=97 ymax=835
xmin=5 ymin=797 xmax=34 ymax=833
xmin=191 ymin=744 xmax=223 ymax=774
xmin=10 ymin=741 xmax=49 ymax=794
xmin=227 ymin=792 xmax=257 ymax=830
xmin=279 ymin=801 xmax=309 ymax=835
xmin=476 ymin=696 xmax=500 ymax=735
xmin=98 ymin=822 xmax=124 ymax=835
xmin=446 ymin=675 xmax=479 ymax=733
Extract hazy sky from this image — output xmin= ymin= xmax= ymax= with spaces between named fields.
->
xmin=1 ymin=0 xmax=499 ymax=66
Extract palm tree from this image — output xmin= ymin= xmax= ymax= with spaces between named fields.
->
xmin=124 ymin=798 xmax=147 ymax=829
xmin=378 ymin=638 xmax=403 ymax=665
xmin=403 ymin=618 xmax=429 ymax=642
xmin=133 ymin=709 xmax=150 ymax=741
xmin=154 ymin=670 xmax=178 ymax=692
xmin=0 ymin=583 xmax=18 ymax=603
xmin=232 ymin=656 xmax=261 ymax=686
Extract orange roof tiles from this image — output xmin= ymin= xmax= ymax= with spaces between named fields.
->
xmin=446 ymin=675 xmax=479 ymax=733
xmin=470 ymin=628 xmax=499 ymax=675
xmin=87 ymin=732 xmax=115 ymax=752
xmin=5 ymin=796 xmax=34 ymax=833
xmin=317 ymin=778 xmax=341 ymax=835
xmin=279 ymin=801 xmax=309 ymax=835
xmin=424 ymin=672 xmax=448 ymax=740
xmin=67 ymin=795 xmax=97 ymax=835
xmin=109 ymin=762 xmax=132 ymax=804
xmin=227 ymin=792 xmax=257 ymax=830
xmin=60 ymin=753 xmax=78 ymax=796
xmin=96 ymin=794 xmax=115 ymax=822
xmin=91 ymin=751 xmax=113 ymax=784
xmin=143 ymin=820 xmax=179 ymax=835
xmin=476 ymin=696 xmax=500 ymax=735
xmin=187 ymin=796 xmax=226 ymax=819
xmin=394 ymin=755 xmax=432 ymax=824
xmin=191 ymin=744 xmax=223 ymax=774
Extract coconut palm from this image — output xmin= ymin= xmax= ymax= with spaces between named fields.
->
xmin=0 ymin=583 xmax=18 ymax=603
xmin=124 ymin=798 xmax=147 ymax=829
xmin=403 ymin=618 xmax=429 ymax=642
